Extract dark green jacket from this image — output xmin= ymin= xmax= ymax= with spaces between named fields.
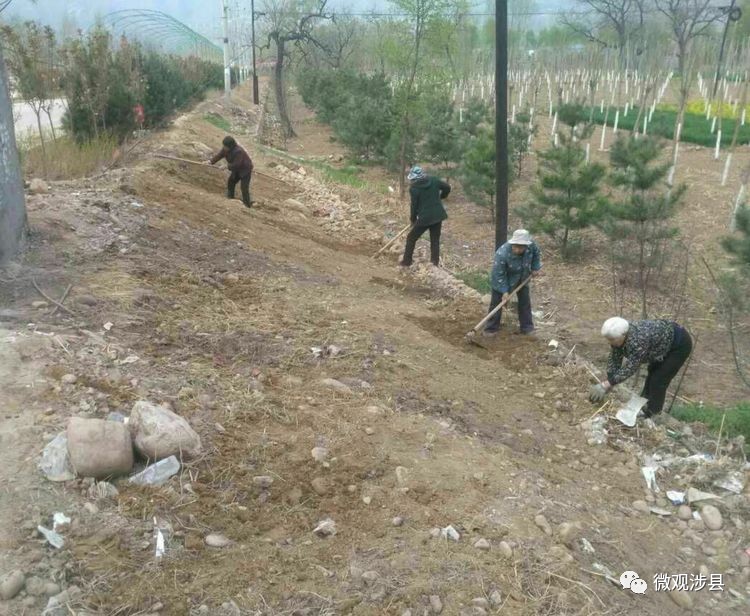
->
xmin=410 ymin=176 xmax=450 ymax=227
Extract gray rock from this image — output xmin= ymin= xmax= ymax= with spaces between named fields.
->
xmin=66 ymin=417 xmax=133 ymax=479
xmin=534 ymin=514 xmax=552 ymax=535
xmin=320 ymin=378 xmax=352 ymax=394
xmin=38 ymin=432 xmax=76 ymax=482
xmin=25 ymin=576 xmax=49 ymax=597
xmin=44 ymin=586 xmax=81 ymax=616
xmin=361 ymin=570 xmax=379 ymax=585
xmin=311 ymin=477 xmax=329 ymax=496
xmin=498 ymin=541 xmax=513 ymax=558
xmin=489 ymin=590 xmax=503 ymax=607
xmin=677 ymin=505 xmax=693 ymax=520
xmin=0 ymin=570 xmax=26 ymax=600
xmin=474 ymin=538 xmax=491 ymax=550
xmin=205 ymin=534 xmax=232 ymax=548
xmin=701 ymin=505 xmax=723 ymax=530
xmin=311 ymin=447 xmax=328 ymax=463
xmin=252 ymin=476 xmax=273 ymax=488
xmin=29 ymin=178 xmax=49 ymax=194
xmin=669 ymin=589 xmax=693 ymax=609
xmin=429 ymin=595 xmax=443 ymax=614
xmin=392 ymin=516 xmax=404 ymax=527
xmin=129 ymin=400 xmax=201 ymax=460
xmin=632 ymin=500 xmax=650 ymax=513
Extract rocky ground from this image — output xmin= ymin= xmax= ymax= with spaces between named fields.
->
xmin=0 ymin=83 xmax=748 ymax=616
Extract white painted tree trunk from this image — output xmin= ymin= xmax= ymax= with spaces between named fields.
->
xmin=0 ymin=45 xmax=28 ymax=264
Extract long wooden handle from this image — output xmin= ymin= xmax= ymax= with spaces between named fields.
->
xmin=469 ymin=275 xmax=532 ymax=334
xmin=372 ymin=224 xmax=412 ymax=258
xmin=154 ymin=154 xmax=290 ymax=185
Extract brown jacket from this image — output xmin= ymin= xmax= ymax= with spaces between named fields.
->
xmin=210 ymin=144 xmax=253 ymax=178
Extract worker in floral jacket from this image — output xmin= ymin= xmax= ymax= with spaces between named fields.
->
xmin=589 ymin=317 xmax=693 ymax=417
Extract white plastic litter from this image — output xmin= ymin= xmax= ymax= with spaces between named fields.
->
xmin=129 ymin=456 xmax=180 ymax=486
xmin=548 ymin=339 xmax=559 ymax=349
xmin=52 ymin=513 xmax=71 ymax=531
xmin=713 ymin=471 xmax=745 ymax=494
xmin=313 ymin=518 xmax=337 ymax=537
xmin=441 ymin=525 xmax=461 ymax=542
xmin=154 ymin=519 xmax=166 ymax=559
xmin=666 ymin=490 xmax=685 ymax=505
xmin=641 ymin=466 xmax=660 ymax=492
xmin=581 ymin=538 xmax=595 ymax=553
xmin=615 ymin=394 xmax=647 ymax=427
xmin=37 ymin=526 xmax=64 ymax=549
xmin=38 ymin=433 xmax=76 ymax=482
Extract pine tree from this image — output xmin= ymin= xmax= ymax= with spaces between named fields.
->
xmin=603 ymin=135 xmax=686 ymax=318
xmin=458 ymin=121 xmax=498 ymax=222
xmin=518 ymin=104 xmax=605 ymax=258
xmin=723 ymin=204 xmax=750 ymax=273
xmin=421 ymin=94 xmax=459 ymax=174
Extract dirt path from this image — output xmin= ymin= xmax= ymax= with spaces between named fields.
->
xmin=0 ymin=84 xmax=747 ymax=616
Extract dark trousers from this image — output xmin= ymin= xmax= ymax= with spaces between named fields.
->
xmin=641 ymin=331 xmax=693 ymax=416
xmin=402 ymin=222 xmax=442 ymax=266
xmin=485 ymin=284 xmax=533 ymax=333
xmin=228 ymin=173 xmax=252 ymax=207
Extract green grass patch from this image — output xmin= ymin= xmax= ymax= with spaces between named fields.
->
xmin=457 ymin=270 xmax=491 ymax=295
xmin=203 ymin=112 xmax=231 ymax=132
xmin=585 ymin=105 xmax=750 ymax=147
xmin=671 ymin=402 xmax=750 ymax=451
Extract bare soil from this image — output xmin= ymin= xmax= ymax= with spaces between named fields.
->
xmin=0 ymin=82 xmax=748 ymax=616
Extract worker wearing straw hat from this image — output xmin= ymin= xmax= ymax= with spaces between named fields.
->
xmin=484 ymin=229 xmax=542 ymax=336
xmin=589 ymin=317 xmax=693 ymax=417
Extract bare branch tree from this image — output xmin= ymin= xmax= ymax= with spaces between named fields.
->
xmin=263 ymin=0 xmax=332 ymax=138
xmin=562 ymin=0 xmax=646 ymax=67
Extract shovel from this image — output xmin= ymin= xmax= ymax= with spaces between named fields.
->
xmin=372 ymin=223 xmax=412 ymax=258
xmin=465 ymin=276 xmax=532 ymax=347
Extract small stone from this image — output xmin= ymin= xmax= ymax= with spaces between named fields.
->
xmin=392 ymin=516 xmax=404 ymax=527
xmin=29 ymin=178 xmax=49 ymax=194
xmin=320 ymin=378 xmax=352 ymax=394
xmin=362 ymin=495 xmax=372 ymax=505
xmin=395 ymin=466 xmax=409 ymax=485
xmin=32 ymin=300 xmax=49 ymax=309
xmin=429 ymin=595 xmax=443 ymax=614
xmin=702 ymin=545 xmax=718 ymax=556
xmin=474 ymin=538 xmax=491 ymax=550
xmin=84 ymin=502 xmax=99 ymax=514
xmin=677 ymin=505 xmax=693 ymax=520
xmin=61 ymin=374 xmax=77 ymax=384
xmin=313 ymin=518 xmax=336 ymax=537
xmin=311 ymin=478 xmax=329 ymax=496
xmin=534 ymin=392 xmax=545 ymax=399
xmin=311 ymin=447 xmax=329 ymax=463
xmin=471 ymin=598 xmax=490 ymax=610
xmin=701 ymin=505 xmax=723 ymax=530
xmin=489 ymin=590 xmax=502 ymax=607
xmin=498 ymin=541 xmax=513 ymax=558
xmin=365 ymin=427 xmax=375 ymax=435
xmin=0 ymin=570 xmax=26 ymax=600
xmin=534 ymin=514 xmax=552 ymax=535
xmin=43 ymin=582 xmax=61 ymax=597
xmin=205 ymin=534 xmax=232 ymax=548
xmin=347 ymin=484 xmax=357 ymax=494
xmin=632 ymin=500 xmax=650 ymax=514
xmin=669 ymin=589 xmax=694 ymax=609
xmin=253 ymin=476 xmax=273 ymax=488
xmin=361 ymin=570 xmax=379 ymax=584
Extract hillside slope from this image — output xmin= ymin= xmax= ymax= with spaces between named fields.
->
xmin=0 ymin=85 xmax=748 ymax=616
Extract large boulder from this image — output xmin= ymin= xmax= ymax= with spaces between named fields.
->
xmin=66 ymin=417 xmax=133 ymax=479
xmin=129 ymin=400 xmax=201 ymax=460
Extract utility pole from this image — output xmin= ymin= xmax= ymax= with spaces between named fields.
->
xmin=495 ymin=0 xmax=508 ymax=249
xmin=251 ymin=0 xmax=259 ymax=105
xmin=222 ymin=0 xmax=231 ymax=101
xmin=712 ymin=0 xmax=740 ymax=99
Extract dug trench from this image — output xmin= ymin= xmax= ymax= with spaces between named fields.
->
xmin=0 ymin=87 xmax=747 ymax=616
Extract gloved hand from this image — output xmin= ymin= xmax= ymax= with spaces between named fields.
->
xmin=589 ymin=383 xmax=608 ymax=403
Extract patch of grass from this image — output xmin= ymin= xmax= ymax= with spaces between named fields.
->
xmin=203 ymin=112 xmax=231 ymax=132
xmin=671 ymin=402 xmax=750 ymax=450
xmin=585 ymin=105 xmax=750 ymax=147
xmin=457 ymin=270 xmax=491 ymax=295
xmin=20 ymin=133 xmax=119 ymax=180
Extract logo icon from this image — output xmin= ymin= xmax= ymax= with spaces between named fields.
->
xmin=620 ymin=571 xmax=648 ymax=594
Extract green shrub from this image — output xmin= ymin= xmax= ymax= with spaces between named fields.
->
xmin=586 ymin=105 xmax=750 ymax=147
xmin=671 ymin=403 xmax=750 ymax=452
xmin=204 ymin=113 xmax=231 ymax=132
xmin=457 ymin=270 xmax=492 ymax=295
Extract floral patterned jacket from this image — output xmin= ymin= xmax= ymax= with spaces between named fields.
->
xmin=607 ymin=320 xmax=676 ymax=385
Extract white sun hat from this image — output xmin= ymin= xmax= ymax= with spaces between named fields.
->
xmin=601 ymin=317 xmax=629 ymax=338
xmin=509 ymin=229 xmax=532 ymax=245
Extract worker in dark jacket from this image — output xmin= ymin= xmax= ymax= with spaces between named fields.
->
xmin=484 ymin=229 xmax=542 ymax=335
xmin=589 ymin=317 xmax=693 ymax=417
xmin=400 ymin=166 xmax=450 ymax=267
xmin=208 ymin=136 xmax=254 ymax=208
